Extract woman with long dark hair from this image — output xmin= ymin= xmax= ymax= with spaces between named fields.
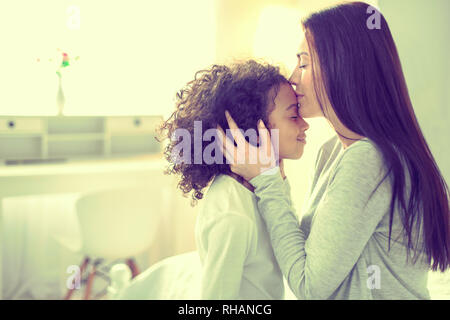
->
xmin=219 ymin=1 xmax=449 ymax=299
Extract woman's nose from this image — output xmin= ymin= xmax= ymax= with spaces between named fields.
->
xmin=289 ymin=68 xmax=300 ymax=90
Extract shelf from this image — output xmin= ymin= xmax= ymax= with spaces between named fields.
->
xmin=0 ymin=115 xmax=163 ymax=162
xmin=0 ymin=135 xmax=42 ymax=159
xmin=48 ymin=139 xmax=105 ymax=158
xmin=107 ymin=132 xmax=159 ymax=137
xmin=110 ymin=134 xmax=160 ymax=155
xmin=47 ymin=133 xmax=106 ymax=142
xmin=0 ymin=133 xmax=42 ymax=138
xmin=47 ymin=117 xmax=104 ymax=134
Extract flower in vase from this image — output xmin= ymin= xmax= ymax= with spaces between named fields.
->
xmin=54 ymin=51 xmax=79 ymax=115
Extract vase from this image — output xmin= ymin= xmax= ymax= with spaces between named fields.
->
xmin=56 ymin=76 xmax=65 ymax=116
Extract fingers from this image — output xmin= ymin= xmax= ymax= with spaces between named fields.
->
xmin=225 ymin=110 xmax=246 ymax=146
xmin=224 ymin=110 xmax=237 ymax=129
xmin=257 ymin=120 xmax=274 ymax=164
xmin=224 ymin=111 xmax=252 ymax=165
xmin=216 ymin=125 xmax=235 ymax=165
xmin=219 ymin=113 xmax=278 ymax=177
xmin=257 ymin=119 xmax=269 ymax=148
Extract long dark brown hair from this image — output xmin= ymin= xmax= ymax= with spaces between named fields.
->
xmin=303 ymin=2 xmax=449 ymax=271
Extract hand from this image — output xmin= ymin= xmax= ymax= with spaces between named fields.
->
xmin=216 ymin=111 xmax=279 ymax=182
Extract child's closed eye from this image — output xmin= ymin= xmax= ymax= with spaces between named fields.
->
xmin=290 ymin=106 xmax=300 ymax=119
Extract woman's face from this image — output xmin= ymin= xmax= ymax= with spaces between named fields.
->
xmin=289 ymin=36 xmax=325 ymax=118
xmin=267 ymin=83 xmax=310 ymax=160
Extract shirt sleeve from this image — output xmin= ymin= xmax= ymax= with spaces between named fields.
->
xmin=284 ymin=177 xmax=302 ymax=221
xmin=200 ymin=213 xmax=254 ymax=300
xmin=249 ymin=143 xmax=388 ymax=299
xmin=283 ymin=178 xmax=293 ymax=207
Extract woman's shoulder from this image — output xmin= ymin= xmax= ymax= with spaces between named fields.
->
xmin=317 ymin=136 xmax=380 ymax=160
xmin=342 ymin=138 xmax=383 ymax=164
xmin=332 ymin=137 xmax=387 ymax=182
xmin=320 ymin=135 xmax=341 ymax=153
xmin=313 ymin=135 xmax=343 ymax=174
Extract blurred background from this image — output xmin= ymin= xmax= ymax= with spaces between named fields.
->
xmin=0 ymin=0 xmax=448 ymax=299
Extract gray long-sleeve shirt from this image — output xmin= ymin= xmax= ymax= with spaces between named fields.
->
xmin=250 ymin=136 xmax=431 ymax=299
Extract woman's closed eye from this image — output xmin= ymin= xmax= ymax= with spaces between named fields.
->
xmin=299 ymin=64 xmax=308 ymax=69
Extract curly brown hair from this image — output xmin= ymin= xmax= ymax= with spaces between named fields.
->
xmin=157 ymin=60 xmax=289 ymax=205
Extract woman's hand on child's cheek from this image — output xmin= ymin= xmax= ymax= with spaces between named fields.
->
xmin=216 ymin=111 xmax=278 ymax=181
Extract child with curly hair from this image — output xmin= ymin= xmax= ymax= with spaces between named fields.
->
xmin=158 ymin=60 xmax=309 ymax=299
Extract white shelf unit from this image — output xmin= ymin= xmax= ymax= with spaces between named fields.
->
xmin=0 ymin=115 xmax=164 ymax=164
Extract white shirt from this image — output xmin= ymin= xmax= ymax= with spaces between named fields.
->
xmin=195 ymin=174 xmax=285 ymax=300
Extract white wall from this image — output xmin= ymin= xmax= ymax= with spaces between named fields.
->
xmin=0 ymin=0 xmax=216 ymax=119
xmin=378 ymin=0 xmax=450 ymax=185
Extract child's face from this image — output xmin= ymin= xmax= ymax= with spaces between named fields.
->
xmin=267 ymin=83 xmax=310 ymax=160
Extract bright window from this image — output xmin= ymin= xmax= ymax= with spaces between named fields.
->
xmin=0 ymin=0 xmax=216 ymax=118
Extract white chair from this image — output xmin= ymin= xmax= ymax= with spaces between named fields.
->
xmin=60 ymin=185 xmax=164 ymax=300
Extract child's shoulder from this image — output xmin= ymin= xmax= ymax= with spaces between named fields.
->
xmin=206 ymin=174 xmax=256 ymax=208
xmin=198 ymin=174 xmax=257 ymax=222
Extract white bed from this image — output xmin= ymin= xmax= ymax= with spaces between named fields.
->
xmin=113 ymin=250 xmax=450 ymax=300
xmin=114 ymin=251 xmax=296 ymax=300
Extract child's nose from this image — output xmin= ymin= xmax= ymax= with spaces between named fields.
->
xmin=299 ymin=117 xmax=310 ymax=132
